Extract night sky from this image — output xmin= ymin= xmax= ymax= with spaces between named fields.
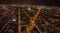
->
xmin=0 ymin=0 xmax=60 ymax=7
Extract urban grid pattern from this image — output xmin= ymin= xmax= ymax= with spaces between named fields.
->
xmin=0 ymin=4 xmax=60 ymax=33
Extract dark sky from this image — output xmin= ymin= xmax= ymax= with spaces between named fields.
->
xmin=0 ymin=0 xmax=60 ymax=7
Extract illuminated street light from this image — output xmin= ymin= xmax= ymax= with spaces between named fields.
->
xmin=26 ymin=6 xmax=31 ymax=11
xmin=12 ymin=18 xmax=16 ymax=22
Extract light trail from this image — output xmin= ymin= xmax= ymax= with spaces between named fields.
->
xmin=18 ymin=8 xmax=22 ymax=33
xmin=26 ymin=8 xmax=41 ymax=33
